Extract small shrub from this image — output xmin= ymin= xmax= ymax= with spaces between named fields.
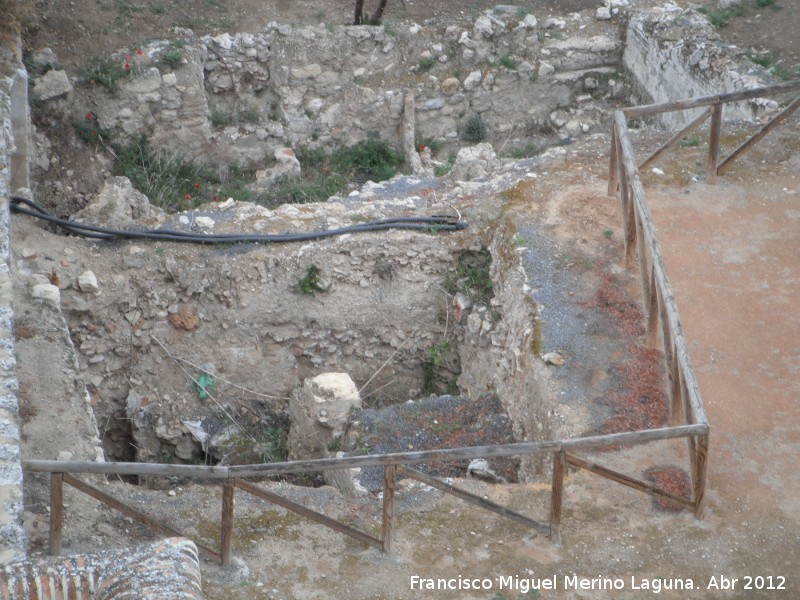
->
xmin=434 ymin=163 xmax=453 ymax=177
xmin=501 ymin=143 xmax=543 ymax=159
xmin=463 ymin=114 xmax=487 ymax=143
xmin=113 ymin=135 xmax=208 ymax=210
xmin=443 ymin=249 xmax=494 ymax=305
xmin=499 ymin=53 xmax=517 ymax=70
xmin=210 ymin=110 xmax=232 ymax=127
xmin=81 ymin=55 xmax=131 ymax=91
xmin=262 ymin=140 xmax=402 ymax=207
xmin=416 ymin=137 xmax=444 ymax=153
xmin=160 ymin=47 xmax=183 ymax=69
xmin=237 ymin=109 xmax=261 ymax=124
xmin=755 ymin=0 xmax=776 ymax=7
xmin=418 ymin=56 xmax=436 ymax=72
xmin=678 ymin=134 xmax=703 ymax=148
xmin=73 ymin=112 xmax=109 ymax=145
xmin=383 ymin=21 xmax=395 ymax=37
xmin=331 ymin=137 xmax=403 ymax=181
xmin=297 ymin=265 xmax=325 ymax=296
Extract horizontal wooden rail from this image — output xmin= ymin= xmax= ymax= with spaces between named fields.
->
xmin=23 ymin=424 xmax=708 ymax=479
xmin=622 ymin=80 xmax=800 ymax=117
xmin=613 ymin=111 xmax=709 ymax=427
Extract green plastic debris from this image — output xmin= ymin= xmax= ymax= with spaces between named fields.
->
xmin=193 ymin=373 xmax=215 ymax=399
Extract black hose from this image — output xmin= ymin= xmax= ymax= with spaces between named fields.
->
xmin=9 ymin=196 xmax=467 ymax=244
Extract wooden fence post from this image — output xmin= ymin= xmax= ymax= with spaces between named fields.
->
xmin=382 ymin=466 xmax=396 ymax=553
xmin=221 ymin=479 xmax=235 ymax=566
xmin=693 ymin=435 xmax=709 ymax=518
xmin=706 ymin=104 xmax=723 ymax=184
xmin=549 ymin=452 xmax=566 ymax=544
xmin=608 ymin=125 xmax=619 ymax=196
xmin=49 ymin=473 xmax=63 ymax=556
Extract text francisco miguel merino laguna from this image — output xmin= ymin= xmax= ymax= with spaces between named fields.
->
xmin=410 ymin=573 xmax=735 ymax=594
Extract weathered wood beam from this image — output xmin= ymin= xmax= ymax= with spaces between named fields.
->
xmin=62 ymin=473 xmax=221 ymax=562
xmin=549 ymin=452 xmax=566 ymax=544
xmin=397 ymin=466 xmax=550 ymax=535
xmin=221 ymin=480 xmax=235 ymax=567
xmin=612 ymin=111 xmax=709 ymax=428
xmin=48 ymin=473 xmax=63 ymax=556
xmin=608 ymin=125 xmax=619 ymax=196
xmin=717 ymin=95 xmax=800 ymax=174
xmin=565 ymin=454 xmax=694 ymax=510
xmin=693 ymin=435 xmax=710 ymax=518
xmin=622 ymin=80 xmax=800 ymax=117
xmin=706 ymin=104 xmax=723 ymax=184
xmin=234 ymin=479 xmax=383 ymax=551
xmin=638 ymin=107 xmax=712 ymax=171
xmin=24 ymin=425 xmax=708 ymax=479
xmin=382 ymin=466 xmax=396 ymax=553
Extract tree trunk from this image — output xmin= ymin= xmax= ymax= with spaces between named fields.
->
xmin=354 ymin=0 xmax=365 ymax=24
xmin=371 ymin=0 xmax=389 ymax=24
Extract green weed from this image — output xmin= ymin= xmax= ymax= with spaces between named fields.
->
xmin=210 ymin=109 xmax=232 ymax=127
xmin=501 ymin=143 xmax=543 ymax=159
xmin=80 ymin=55 xmax=131 ymax=91
xmin=464 ymin=114 xmax=487 ymax=143
xmin=443 ymin=249 xmax=494 ymax=305
xmin=296 ymin=265 xmax=325 ymax=296
xmin=160 ymin=46 xmax=183 ymax=69
xmin=499 ymin=53 xmax=517 ymax=70
xmin=418 ymin=56 xmax=436 ymax=72
xmin=679 ymin=134 xmax=703 ymax=148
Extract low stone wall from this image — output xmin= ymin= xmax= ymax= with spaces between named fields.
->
xmin=0 ymin=537 xmax=203 ymax=599
xmin=69 ymin=11 xmax=624 ymax=169
xmin=624 ymin=4 xmax=775 ymax=129
xmin=0 ymin=47 xmax=27 ymax=565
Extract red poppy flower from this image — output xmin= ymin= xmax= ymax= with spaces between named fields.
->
xmin=136 ymin=49 xmax=143 ymax=56
xmin=212 ymin=196 xmax=219 ymax=202
xmin=124 ymin=63 xmax=130 ymax=70
xmin=193 ymin=183 xmax=200 ymax=189
xmin=419 ymin=145 xmax=426 ymax=150
xmin=86 ymin=113 xmax=93 ymax=120
xmin=184 ymin=194 xmax=191 ymax=200
xmin=126 ymin=55 xmax=131 ymax=61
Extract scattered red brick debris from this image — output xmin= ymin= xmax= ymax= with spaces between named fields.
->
xmin=644 ymin=466 xmax=692 ymax=512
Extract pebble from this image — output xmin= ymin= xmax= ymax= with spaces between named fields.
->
xmin=542 ymin=351 xmax=565 ymax=366
xmin=78 ymin=270 xmax=100 ymax=293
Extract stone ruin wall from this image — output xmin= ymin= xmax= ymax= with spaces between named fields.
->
xmin=624 ymin=4 xmax=776 ymax=129
xmin=54 ymin=190 xmax=548 ymax=471
xmin=0 ymin=39 xmax=28 ymax=565
xmin=73 ymin=12 xmax=625 ymax=171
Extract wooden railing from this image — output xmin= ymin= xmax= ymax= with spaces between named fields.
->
xmin=605 ymin=81 xmax=799 ymax=531
xmin=24 ymin=423 xmax=707 ymax=564
xmin=616 ymin=80 xmax=800 ymax=184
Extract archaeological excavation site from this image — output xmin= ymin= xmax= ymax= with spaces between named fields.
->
xmin=0 ymin=0 xmax=798 ymax=597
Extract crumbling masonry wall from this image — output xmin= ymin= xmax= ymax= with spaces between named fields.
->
xmin=0 ymin=50 xmax=28 ymax=564
xmin=624 ymin=5 xmax=776 ymax=129
xmin=75 ymin=13 xmax=624 ymax=170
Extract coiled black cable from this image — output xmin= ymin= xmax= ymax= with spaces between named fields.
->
xmin=9 ymin=196 xmax=467 ymax=244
